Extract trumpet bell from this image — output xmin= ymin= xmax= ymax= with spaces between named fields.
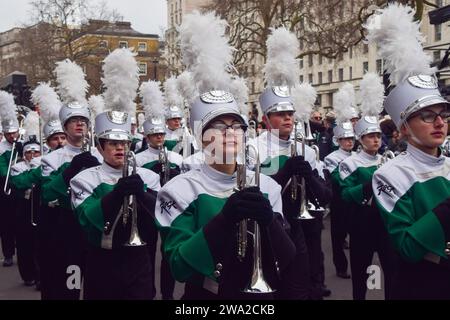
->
xmin=307 ymin=201 xmax=325 ymax=212
xmin=242 ymin=269 xmax=276 ymax=294
xmin=124 ymin=228 xmax=146 ymax=247
xmin=295 ymin=206 xmax=316 ymax=220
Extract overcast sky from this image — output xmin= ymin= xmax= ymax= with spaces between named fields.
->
xmin=0 ymin=0 xmax=167 ymax=36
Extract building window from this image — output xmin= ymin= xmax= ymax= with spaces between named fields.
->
xmin=138 ymin=42 xmax=147 ymax=52
xmin=363 ymin=61 xmax=369 ymax=74
xmin=317 ymin=94 xmax=322 ymax=107
xmin=308 ymin=73 xmax=313 ymax=83
xmin=435 ymin=24 xmax=442 ymax=41
xmin=337 ymin=52 xmax=343 ymax=61
xmin=376 ymin=59 xmax=384 ymax=75
xmin=328 ymin=92 xmax=333 ymax=107
xmin=119 ymin=41 xmax=128 ymax=49
xmin=251 ymin=64 xmax=255 ymax=75
xmin=299 ymin=59 xmax=304 ymax=69
xmin=318 ymin=72 xmax=323 ymax=84
xmin=251 ymin=82 xmax=255 ymax=93
xmin=99 ymin=40 xmax=108 ymax=48
xmin=349 ymin=47 xmax=353 ymax=59
xmin=338 ymin=68 xmax=344 ymax=81
xmin=318 ymin=55 xmax=322 ymax=65
xmin=300 ymin=75 xmax=304 ymax=83
xmin=434 ymin=50 xmax=441 ymax=62
xmin=327 ymin=70 xmax=333 ymax=83
xmin=363 ymin=43 xmax=369 ymax=54
xmin=349 ymin=66 xmax=353 ymax=80
xmin=138 ymin=62 xmax=147 ymax=75
xmin=308 ymin=54 xmax=313 ymax=67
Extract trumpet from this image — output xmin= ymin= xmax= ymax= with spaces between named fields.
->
xmin=81 ymin=132 xmax=91 ymax=153
xmin=378 ymin=149 xmax=395 ymax=168
xmin=235 ymin=134 xmax=275 ymax=294
xmin=442 ymin=137 xmax=450 ymax=157
xmin=158 ymin=145 xmax=170 ymax=186
xmin=121 ymin=146 xmax=146 ymax=247
xmin=307 ymin=145 xmax=325 ymax=214
xmin=4 ymin=114 xmax=25 ymax=195
xmin=30 ymin=184 xmax=37 ymax=227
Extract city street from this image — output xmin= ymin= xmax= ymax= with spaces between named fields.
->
xmin=0 ymin=215 xmax=385 ymax=300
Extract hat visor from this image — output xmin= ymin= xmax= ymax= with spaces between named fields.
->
xmin=145 ymin=128 xmax=166 ymax=136
xmin=3 ymin=127 xmax=19 ymax=133
xmin=24 ymin=144 xmax=41 ymax=153
xmin=403 ymin=96 xmax=450 ymax=122
xmin=358 ymin=127 xmax=381 ymax=139
xmin=98 ymin=132 xmax=131 ymax=141
xmin=266 ymin=103 xmax=295 ymax=114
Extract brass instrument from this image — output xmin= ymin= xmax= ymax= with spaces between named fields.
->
xmin=378 ymin=150 xmax=395 ymax=168
xmin=308 ymin=145 xmax=325 ymax=214
xmin=291 ymin=121 xmax=315 ymax=220
xmin=158 ymin=145 xmax=170 ymax=186
xmin=121 ymin=146 xmax=145 ymax=247
xmin=4 ymin=114 xmax=25 ymax=195
xmin=30 ymin=184 xmax=37 ymax=227
xmin=442 ymin=137 xmax=450 ymax=157
xmin=248 ymin=120 xmax=257 ymax=139
xmin=81 ymin=132 xmax=91 ymax=153
xmin=235 ymin=133 xmax=275 ymax=294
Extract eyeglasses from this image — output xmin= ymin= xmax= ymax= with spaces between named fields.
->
xmin=207 ymin=122 xmax=247 ymax=134
xmin=415 ymin=110 xmax=450 ymax=123
xmin=68 ymin=117 xmax=88 ymax=124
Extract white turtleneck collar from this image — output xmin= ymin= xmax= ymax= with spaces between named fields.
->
xmin=64 ymin=142 xmax=82 ymax=153
xmin=101 ymin=161 xmax=122 ymax=175
xmin=407 ymin=143 xmax=446 ymax=166
xmin=200 ymin=162 xmax=237 ymax=184
xmin=359 ymin=149 xmax=379 ymax=162
xmin=338 ymin=148 xmax=352 ymax=157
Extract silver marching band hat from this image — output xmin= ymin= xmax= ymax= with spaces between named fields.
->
xmin=23 ymin=136 xmax=41 ymax=153
xmin=130 ymin=116 xmax=137 ymax=125
xmin=190 ymin=90 xmax=245 ymax=143
xmin=259 ymin=86 xmax=295 ymax=115
xmin=2 ymin=118 xmax=19 ymax=133
xmin=166 ymin=105 xmax=184 ymax=120
xmin=333 ymin=121 xmax=355 ymax=139
xmin=95 ymin=111 xmax=131 ymax=141
xmin=354 ymin=116 xmax=381 ymax=139
xmin=43 ymin=120 xmax=64 ymax=140
xmin=384 ymin=75 xmax=450 ymax=129
xmin=143 ymin=117 xmax=166 ymax=136
xmin=59 ymin=102 xmax=91 ymax=126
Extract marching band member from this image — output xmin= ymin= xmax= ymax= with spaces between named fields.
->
xmin=338 ymin=73 xmax=397 ymax=300
xmin=367 ymin=3 xmax=450 ymax=299
xmin=324 ymin=83 xmax=357 ymax=280
xmin=41 ymin=59 xmax=102 ymax=300
xmin=0 ymin=91 xmax=21 ymax=268
xmin=136 ymin=80 xmax=182 ymax=300
xmin=10 ymin=111 xmax=41 ymax=287
xmin=70 ymin=48 xmax=160 ymax=299
xmin=250 ymin=28 xmax=331 ymax=299
xmin=156 ymin=11 xmax=307 ymax=300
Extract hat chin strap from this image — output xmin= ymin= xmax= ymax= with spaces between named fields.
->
xmin=404 ymin=121 xmax=425 ymax=147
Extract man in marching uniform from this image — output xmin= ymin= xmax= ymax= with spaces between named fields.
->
xmin=130 ymin=116 xmax=144 ymax=152
xmin=163 ymin=105 xmax=183 ymax=152
xmin=338 ymin=73 xmax=397 ymax=300
xmin=0 ymin=91 xmax=21 ymax=268
xmin=70 ymin=110 xmax=161 ymax=299
xmin=10 ymin=111 xmax=41 ymax=287
xmin=323 ymin=84 xmax=358 ymax=280
xmin=367 ymin=3 xmax=450 ymax=299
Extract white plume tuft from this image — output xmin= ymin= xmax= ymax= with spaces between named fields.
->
xmin=54 ymin=59 xmax=89 ymax=105
xmin=229 ymin=76 xmax=249 ymax=115
xmin=334 ymin=83 xmax=356 ymax=125
xmin=177 ymin=71 xmax=198 ymax=105
xmin=137 ymin=112 xmax=145 ymax=126
xmin=31 ymin=82 xmax=61 ymax=123
xmin=88 ymin=95 xmax=105 ymax=118
xmin=164 ymin=76 xmax=183 ymax=107
xmin=139 ymin=81 xmax=165 ymax=120
xmin=263 ymin=27 xmax=300 ymax=88
xmin=292 ymin=83 xmax=317 ymax=122
xmin=365 ymin=3 xmax=435 ymax=85
xmin=359 ymin=72 xmax=385 ymax=117
xmin=23 ymin=111 xmax=40 ymax=141
xmin=0 ymin=91 xmax=18 ymax=122
xmin=102 ymin=48 xmax=139 ymax=115
xmin=180 ymin=11 xmax=233 ymax=93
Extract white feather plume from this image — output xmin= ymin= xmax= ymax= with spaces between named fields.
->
xmin=164 ymin=76 xmax=183 ymax=107
xmin=31 ymin=82 xmax=61 ymax=124
xmin=0 ymin=91 xmax=18 ymax=122
xmin=54 ymin=59 xmax=89 ymax=105
xmin=229 ymin=76 xmax=249 ymax=115
xmin=180 ymin=11 xmax=233 ymax=93
xmin=292 ymin=83 xmax=317 ymax=122
xmin=359 ymin=72 xmax=385 ymax=117
xmin=365 ymin=3 xmax=435 ymax=85
xmin=334 ymin=83 xmax=356 ymax=125
xmin=102 ymin=48 xmax=139 ymax=115
xmin=139 ymin=81 xmax=165 ymax=120
xmin=263 ymin=27 xmax=300 ymax=88
xmin=88 ymin=95 xmax=105 ymax=118
xmin=177 ymin=71 xmax=198 ymax=105
xmin=137 ymin=113 xmax=145 ymax=126
xmin=23 ymin=111 xmax=40 ymax=141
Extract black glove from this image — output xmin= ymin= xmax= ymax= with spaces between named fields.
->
xmin=285 ymin=156 xmax=313 ymax=179
xmin=15 ymin=141 xmax=23 ymax=158
xmin=62 ymin=152 xmax=100 ymax=184
xmin=222 ymin=186 xmax=274 ymax=227
xmin=113 ymin=174 xmax=145 ymax=198
xmin=433 ymin=197 xmax=450 ymax=237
